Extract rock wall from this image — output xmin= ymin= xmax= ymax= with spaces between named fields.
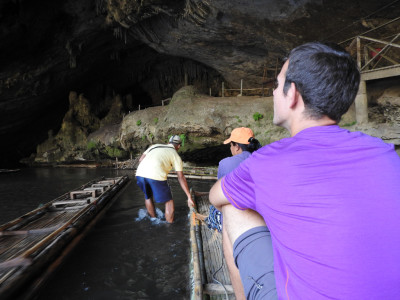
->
xmin=28 ymin=84 xmax=400 ymax=166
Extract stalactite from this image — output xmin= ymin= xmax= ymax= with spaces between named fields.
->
xmin=183 ymin=0 xmax=211 ymax=25
xmin=95 ymin=0 xmax=106 ymax=15
xmin=113 ymin=27 xmax=122 ymax=39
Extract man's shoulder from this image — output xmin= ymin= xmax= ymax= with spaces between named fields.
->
xmin=148 ymin=144 xmax=175 ymax=151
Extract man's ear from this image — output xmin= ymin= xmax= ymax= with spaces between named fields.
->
xmin=288 ymin=82 xmax=299 ymax=109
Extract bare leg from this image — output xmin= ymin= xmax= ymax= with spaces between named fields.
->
xmin=223 ymin=225 xmax=245 ymax=300
xmin=165 ymin=199 xmax=175 ymax=223
xmin=145 ymin=198 xmax=156 ymax=218
xmin=221 ymin=205 xmax=267 ymax=298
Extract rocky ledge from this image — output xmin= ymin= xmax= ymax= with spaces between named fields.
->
xmin=26 ymin=85 xmax=400 ymax=167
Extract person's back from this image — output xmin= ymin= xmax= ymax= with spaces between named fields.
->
xmin=135 ymin=136 xmax=194 ymax=223
xmin=238 ymin=125 xmax=400 ymax=298
xmin=210 ymin=42 xmax=400 ymax=300
xmin=136 ymin=144 xmax=181 ymax=181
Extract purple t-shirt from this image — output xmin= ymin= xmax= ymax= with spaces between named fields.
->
xmin=222 ymin=125 xmax=400 ymax=299
xmin=218 ymin=151 xmax=251 ymax=179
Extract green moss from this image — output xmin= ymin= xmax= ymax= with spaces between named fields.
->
xmin=87 ymin=140 xmax=98 ymax=150
xmin=154 ymin=117 xmax=158 ymax=124
xmin=136 ymin=120 xmax=142 ymax=126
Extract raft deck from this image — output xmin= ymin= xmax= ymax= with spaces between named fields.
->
xmin=191 ymin=190 xmax=235 ymax=299
xmin=0 ymin=175 xmax=130 ymax=300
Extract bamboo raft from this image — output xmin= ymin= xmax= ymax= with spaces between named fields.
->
xmin=190 ymin=190 xmax=235 ymax=300
xmin=0 ymin=175 xmax=130 ymax=300
xmin=168 ymin=166 xmax=218 ymax=180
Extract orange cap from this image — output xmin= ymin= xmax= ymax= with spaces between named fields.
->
xmin=223 ymin=127 xmax=254 ymax=144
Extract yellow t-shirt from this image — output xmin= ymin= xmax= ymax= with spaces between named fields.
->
xmin=136 ymin=144 xmax=183 ymax=181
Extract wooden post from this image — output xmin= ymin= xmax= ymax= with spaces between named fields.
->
xmin=356 ymin=37 xmax=361 ymax=69
xmin=209 ymin=88 xmax=211 ymax=96
xmin=138 ymin=104 xmax=141 ymax=110
xmin=222 ymin=82 xmax=224 ymax=97
xmin=364 ymin=46 xmax=369 ymax=70
xmin=240 ymin=79 xmax=243 ymax=96
xmin=355 ymin=80 xmax=368 ymax=124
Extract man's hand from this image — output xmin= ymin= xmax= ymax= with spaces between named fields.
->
xmin=187 ymin=197 xmax=195 ymax=208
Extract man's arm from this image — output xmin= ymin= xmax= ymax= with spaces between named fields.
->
xmin=176 ymin=171 xmax=195 ymax=207
xmin=138 ymin=153 xmax=146 ymax=162
xmin=209 ymin=178 xmax=231 ymax=211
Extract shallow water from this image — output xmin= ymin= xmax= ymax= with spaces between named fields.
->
xmin=0 ymin=168 xmax=215 ymax=299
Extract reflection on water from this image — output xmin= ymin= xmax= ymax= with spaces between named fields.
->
xmin=0 ymin=168 xmax=215 ymax=299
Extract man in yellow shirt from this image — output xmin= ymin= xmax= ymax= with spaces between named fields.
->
xmin=136 ymin=135 xmax=194 ymax=223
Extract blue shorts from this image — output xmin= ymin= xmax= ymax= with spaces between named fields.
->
xmin=136 ymin=176 xmax=172 ymax=203
xmin=233 ymin=226 xmax=277 ymax=300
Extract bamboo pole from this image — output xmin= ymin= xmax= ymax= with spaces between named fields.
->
xmin=190 ymin=210 xmax=203 ymax=299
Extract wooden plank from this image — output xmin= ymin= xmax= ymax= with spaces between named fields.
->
xmin=52 ymin=199 xmax=92 ymax=206
xmin=204 ymin=283 xmax=234 ymax=295
xmin=70 ymin=190 xmax=96 ymax=199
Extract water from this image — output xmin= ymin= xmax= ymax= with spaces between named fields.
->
xmin=0 ymin=168 xmax=215 ymax=299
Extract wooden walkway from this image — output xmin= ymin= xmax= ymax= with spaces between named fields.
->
xmin=191 ymin=191 xmax=235 ymax=300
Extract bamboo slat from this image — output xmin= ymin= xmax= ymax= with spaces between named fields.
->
xmin=191 ymin=191 xmax=235 ymax=299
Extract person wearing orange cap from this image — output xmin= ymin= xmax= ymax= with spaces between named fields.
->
xmin=217 ymin=127 xmax=261 ymax=179
xmin=198 ymin=127 xmax=262 ymax=230
xmin=197 ymin=127 xmax=261 ymax=300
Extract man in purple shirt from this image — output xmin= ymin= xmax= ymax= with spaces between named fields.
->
xmin=210 ymin=42 xmax=400 ymax=299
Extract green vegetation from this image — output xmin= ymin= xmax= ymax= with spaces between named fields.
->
xmin=87 ymin=140 xmax=98 ymax=150
xmin=104 ymin=146 xmax=126 ymax=158
xmin=179 ymin=134 xmax=187 ymax=147
xmin=153 ymin=117 xmax=158 ymax=124
xmin=142 ymin=135 xmax=146 ymax=141
xmin=149 ymin=133 xmax=154 ymax=139
xmin=253 ymin=112 xmax=264 ymax=121
xmin=342 ymin=121 xmax=357 ymax=127
xmin=136 ymin=120 xmax=142 ymax=126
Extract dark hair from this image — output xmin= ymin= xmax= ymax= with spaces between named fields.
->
xmin=231 ymin=137 xmax=262 ymax=153
xmin=283 ymin=42 xmax=360 ymax=122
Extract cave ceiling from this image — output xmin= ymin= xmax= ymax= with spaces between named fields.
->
xmin=1 ymin=0 xmax=400 ymax=166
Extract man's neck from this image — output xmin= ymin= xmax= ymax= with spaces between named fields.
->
xmin=289 ymin=116 xmax=337 ymax=137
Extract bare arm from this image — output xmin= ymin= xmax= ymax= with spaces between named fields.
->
xmin=138 ymin=153 xmax=146 ymax=162
xmin=209 ymin=178 xmax=230 ymax=211
xmin=176 ymin=171 xmax=195 ymax=207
